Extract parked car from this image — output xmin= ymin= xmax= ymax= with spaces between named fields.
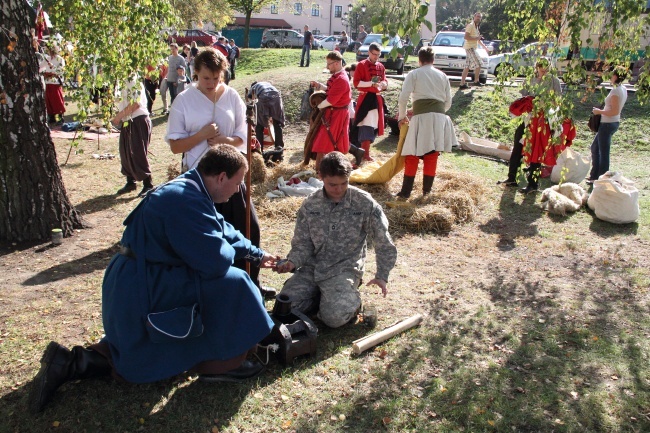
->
xmin=168 ymin=29 xmax=217 ymax=47
xmin=355 ymin=34 xmax=405 ymax=75
xmin=319 ymin=35 xmax=340 ymax=51
xmin=413 ymin=38 xmax=433 ymax=55
xmin=488 ymin=42 xmax=555 ymax=76
xmin=430 ymin=31 xmax=488 ymax=84
xmin=261 ymin=29 xmax=321 ymax=49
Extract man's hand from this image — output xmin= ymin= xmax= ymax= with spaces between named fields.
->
xmin=398 ymin=117 xmax=409 ymax=127
xmin=366 ymin=278 xmax=388 ymax=297
xmin=260 ymin=253 xmax=281 ymax=268
xmin=274 ymin=259 xmax=296 ymax=274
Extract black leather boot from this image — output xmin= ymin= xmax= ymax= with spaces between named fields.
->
xmin=117 ymin=177 xmax=137 ymax=195
xmin=395 ymin=175 xmax=415 ymax=199
xmin=138 ymin=176 xmax=154 ymax=197
xmin=422 ymin=175 xmax=435 ymax=195
xmin=348 ymin=145 xmax=364 ymax=167
xmin=29 ymin=342 xmax=112 ymax=413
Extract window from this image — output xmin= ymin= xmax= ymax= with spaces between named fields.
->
xmin=334 ymin=5 xmax=342 ymax=18
xmin=270 ymin=4 xmax=278 ymax=14
xmin=294 ymin=3 xmax=302 ymax=15
xmin=311 ymin=4 xmax=320 ymax=17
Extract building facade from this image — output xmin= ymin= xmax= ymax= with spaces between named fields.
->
xmin=231 ymin=1 xmax=436 ymax=39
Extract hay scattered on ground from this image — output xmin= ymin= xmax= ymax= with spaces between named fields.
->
xmin=251 ymin=162 xmax=488 ymax=234
xmin=167 ymin=162 xmax=181 ymax=181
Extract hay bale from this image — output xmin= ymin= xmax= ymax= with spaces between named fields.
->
xmin=386 ymin=204 xmax=454 ymax=233
xmin=251 ymin=152 xmax=267 ymax=184
xmin=256 ymin=196 xmax=305 ymax=222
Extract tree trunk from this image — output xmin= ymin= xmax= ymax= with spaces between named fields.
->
xmin=0 ymin=0 xmax=84 ymax=242
xmin=244 ymin=12 xmax=252 ymax=48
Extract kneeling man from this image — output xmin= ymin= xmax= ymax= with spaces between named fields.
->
xmin=30 ymin=145 xmax=277 ymax=413
xmin=276 ymin=152 xmax=397 ymax=328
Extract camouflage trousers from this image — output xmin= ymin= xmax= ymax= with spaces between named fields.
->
xmin=280 ymin=265 xmax=361 ymax=328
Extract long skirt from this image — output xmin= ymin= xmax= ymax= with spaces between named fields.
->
xmin=119 ymin=114 xmax=152 ymax=181
xmin=45 ymin=84 xmax=65 ymax=115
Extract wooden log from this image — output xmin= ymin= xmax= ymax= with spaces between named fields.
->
xmin=352 ymin=314 xmax=423 ymax=355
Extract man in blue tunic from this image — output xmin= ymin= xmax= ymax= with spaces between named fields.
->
xmin=29 ymin=145 xmax=277 ymax=413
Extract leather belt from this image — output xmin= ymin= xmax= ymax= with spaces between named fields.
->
xmin=119 ymin=245 xmax=137 ymax=259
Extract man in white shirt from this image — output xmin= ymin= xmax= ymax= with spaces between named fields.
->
xmin=459 ymin=12 xmax=489 ymax=89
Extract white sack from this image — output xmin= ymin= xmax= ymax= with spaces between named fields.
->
xmin=551 ymin=148 xmax=591 ymax=184
xmin=587 ymin=172 xmax=639 ymax=224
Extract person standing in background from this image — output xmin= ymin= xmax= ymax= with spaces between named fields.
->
xmin=166 ymin=43 xmax=187 ymax=106
xmin=159 ymin=60 xmax=169 ymax=115
xmin=112 ymin=75 xmax=153 ymax=197
xmin=43 ymin=44 xmax=66 ymax=125
xmin=300 ymin=25 xmax=314 ymax=67
xmin=143 ymin=64 xmax=158 ymax=115
xmin=459 ymin=12 xmax=488 ymax=89
xmin=228 ymin=39 xmax=240 ymax=80
xmin=353 ymin=43 xmax=388 ymax=162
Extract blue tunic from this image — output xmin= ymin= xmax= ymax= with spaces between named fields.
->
xmin=101 ymin=169 xmax=274 ymax=383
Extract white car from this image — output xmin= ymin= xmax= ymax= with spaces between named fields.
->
xmin=431 ymin=31 xmax=488 ymax=84
xmin=319 ymin=35 xmax=340 ymax=51
xmin=488 ymin=42 xmax=554 ymax=76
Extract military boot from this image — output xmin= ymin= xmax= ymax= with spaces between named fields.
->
xmin=138 ymin=176 xmax=154 ymax=197
xmin=29 ymin=342 xmax=111 ymax=413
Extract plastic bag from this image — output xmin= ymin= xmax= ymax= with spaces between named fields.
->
xmin=587 ymin=172 xmax=639 ymax=224
xmin=550 ymin=148 xmax=591 ymax=184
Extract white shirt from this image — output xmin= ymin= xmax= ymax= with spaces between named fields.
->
xmin=117 ymin=76 xmax=149 ymax=118
xmin=602 ymin=84 xmax=627 ymax=123
xmin=166 ymin=84 xmax=248 ymax=170
xmin=43 ymin=54 xmax=65 ymax=85
xmin=398 ymin=65 xmax=452 ymax=120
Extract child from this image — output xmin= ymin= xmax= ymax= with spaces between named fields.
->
xmin=176 ymin=65 xmax=190 ymax=94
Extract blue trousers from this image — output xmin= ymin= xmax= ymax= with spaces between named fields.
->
xmin=300 ymin=45 xmax=311 ymax=67
xmin=590 ymin=121 xmax=619 ymax=180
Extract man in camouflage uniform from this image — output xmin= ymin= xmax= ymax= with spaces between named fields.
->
xmin=275 ymin=152 xmax=397 ymax=328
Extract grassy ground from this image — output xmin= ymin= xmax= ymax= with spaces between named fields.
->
xmin=0 ymin=48 xmax=649 ymax=433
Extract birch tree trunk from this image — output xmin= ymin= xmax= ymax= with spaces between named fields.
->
xmin=0 ymin=0 xmax=84 ymax=242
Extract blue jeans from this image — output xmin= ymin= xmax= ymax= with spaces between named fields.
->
xmin=590 ymin=121 xmax=619 ymax=180
xmin=300 ymin=44 xmax=311 ymax=67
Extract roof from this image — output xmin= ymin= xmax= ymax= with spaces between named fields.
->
xmin=228 ymin=17 xmax=292 ymax=28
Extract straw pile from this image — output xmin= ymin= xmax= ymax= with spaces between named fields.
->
xmin=250 ymin=151 xmax=267 ymax=184
xmin=167 ymin=162 xmax=181 ymax=180
xmin=381 ymin=170 xmax=488 ymax=233
xmin=253 ymin=161 xmax=315 ymax=221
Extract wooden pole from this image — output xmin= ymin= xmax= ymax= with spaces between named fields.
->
xmin=244 ymin=88 xmax=256 ymax=275
xmin=352 ymin=314 xmax=423 ymax=355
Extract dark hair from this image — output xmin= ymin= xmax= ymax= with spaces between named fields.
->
xmin=197 ymin=145 xmax=248 ymax=178
xmin=345 ymin=62 xmax=357 ymax=72
xmin=418 ymin=46 xmax=435 ymax=63
xmin=319 ymin=152 xmax=352 ymax=178
xmin=612 ymin=66 xmax=628 ymax=84
xmin=193 ymin=48 xmax=228 ymax=80
xmin=368 ymin=42 xmax=381 ymax=53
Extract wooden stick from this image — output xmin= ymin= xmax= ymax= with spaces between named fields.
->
xmin=244 ymin=89 xmax=255 ymax=276
xmin=352 ymin=314 xmax=423 ymax=355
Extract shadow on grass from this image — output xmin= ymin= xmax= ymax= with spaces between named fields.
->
xmin=479 ymin=187 xmax=544 ymax=249
xmin=286 ymin=264 xmax=649 ymax=432
xmin=22 ymin=243 xmax=120 ymax=286
xmin=75 ymin=194 xmax=137 ymax=215
xmin=0 ymin=323 xmax=374 ymax=433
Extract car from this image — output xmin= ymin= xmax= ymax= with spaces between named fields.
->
xmin=488 ymin=42 xmax=555 ymax=76
xmin=355 ymin=34 xmax=405 ymax=75
xmin=168 ymin=29 xmax=217 ymax=47
xmin=319 ymin=35 xmax=340 ymax=51
xmin=261 ymin=29 xmax=321 ymax=49
xmin=430 ymin=31 xmax=488 ymax=84
xmin=413 ymin=38 xmax=432 ymax=55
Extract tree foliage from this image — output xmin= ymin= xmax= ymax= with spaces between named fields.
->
xmin=46 ymin=0 xmax=176 ymax=127
xmin=228 ymin=0 xmax=276 ymax=47
xmin=499 ymin=0 xmax=649 ymax=105
xmin=173 ymin=0 xmax=232 ymax=30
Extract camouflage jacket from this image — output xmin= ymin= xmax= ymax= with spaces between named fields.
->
xmin=287 ymin=186 xmax=397 ymax=282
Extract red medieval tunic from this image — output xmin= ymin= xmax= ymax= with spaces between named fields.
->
xmin=510 ymin=96 xmax=576 ymax=166
xmin=312 ymin=69 xmax=351 ymax=154
xmin=353 ymin=59 xmax=386 ymax=136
